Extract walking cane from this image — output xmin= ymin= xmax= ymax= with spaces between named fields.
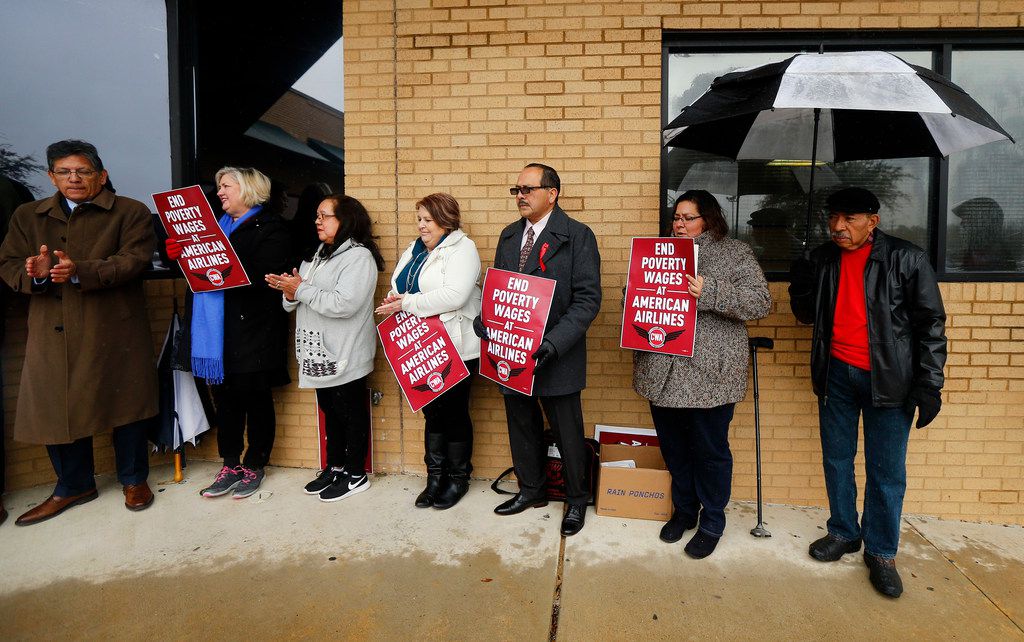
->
xmin=749 ymin=337 xmax=774 ymax=538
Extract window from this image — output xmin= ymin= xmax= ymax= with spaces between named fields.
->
xmin=0 ymin=0 xmax=170 ymax=201
xmin=662 ymin=32 xmax=1024 ymax=281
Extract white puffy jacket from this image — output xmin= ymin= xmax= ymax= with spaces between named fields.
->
xmin=389 ymin=229 xmax=482 ymax=360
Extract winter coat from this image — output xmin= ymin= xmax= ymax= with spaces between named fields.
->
xmin=633 ymin=232 xmax=771 ymax=408
xmin=284 ymin=239 xmax=379 ymax=388
xmin=492 ymin=205 xmax=602 ymax=396
xmin=182 ymin=206 xmax=292 ymax=380
xmin=389 ymin=229 xmax=482 ymax=361
xmin=0 ymin=189 xmax=159 ymax=444
xmin=789 ymin=229 xmax=946 ymax=406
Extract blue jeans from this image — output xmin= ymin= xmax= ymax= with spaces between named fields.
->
xmin=819 ymin=357 xmax=912 ymax=559
xmin=651 ymin=403 xmax=735 ymax=538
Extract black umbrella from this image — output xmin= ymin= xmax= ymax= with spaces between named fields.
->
xmin=663 ymin=50 xmax=1015 ymax=248
xmin=155 ymin=300 xmax=212 ymax=480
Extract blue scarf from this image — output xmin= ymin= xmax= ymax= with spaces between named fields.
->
xmin=395 ymin=234 xmax=446 ymax=294
xmin=191 ymin=205 xmax=262 ymax=383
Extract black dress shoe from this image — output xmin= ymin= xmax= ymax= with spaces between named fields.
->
xmin=494 ymin=493 xmax=548 ymax=516
xmin=684 ymin=530 xmax=720 ymax=559
xmin=659 ymin=511 xmax=697 ymax=543
xmin=809 ymin=533 xmax=862 ymax=561
xmin=864 ymin=552 xmax=903 ymax=598
xmin=561 ymin=504 xmax=586 ymax=536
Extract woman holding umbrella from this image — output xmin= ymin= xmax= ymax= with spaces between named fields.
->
xmin=633 ymin=190 xmax=771 ymax=558
xmin=376 ymin=193 xmax=482 ymax=510
xmin=268 ymin=194 xmax=384 ymax=502
xmin=167 ymin=167 xmax=292 ymax=500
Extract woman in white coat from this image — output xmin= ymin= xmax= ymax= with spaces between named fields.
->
xmin=267 ymin=194 xmax=385 ymax=502
xmin=376 ymin=193 xmax=482 ymax=509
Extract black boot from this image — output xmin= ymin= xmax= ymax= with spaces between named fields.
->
xmin=433 ymin=441 xmax=472 ymax=510
xmin=415 ymin=433 xmax=446 ymax=508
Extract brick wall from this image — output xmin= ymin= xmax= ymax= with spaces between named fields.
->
xmin=3 ymin=1 xmax=1021 ymax=526
xmin=337 ymin=0 xmax=1023 ymax=525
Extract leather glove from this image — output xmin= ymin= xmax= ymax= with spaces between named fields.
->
xmin=531 ymin=340 xmax=557 ymax=372
xmin=788 ymin=257 xmax=815 ymax=295
xmin=904 ymin=385 xmax=942 ymax=429
xmin=165 ymin=238 xmax=184 ymax=260
xmin=472 ymin=315 xmax=489 ymax=341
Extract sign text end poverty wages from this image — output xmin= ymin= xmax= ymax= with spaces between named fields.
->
xmin=486 ymin=274 xmax=542 ymax=365
xmin=387 ymin=312 xmax=452 ymax=384
xmin=161 ymin=192 xmax=232 ymax=272
xmin=629 ymin=241 xmax=692 ymax=327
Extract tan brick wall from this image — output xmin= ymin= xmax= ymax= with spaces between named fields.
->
xmin=336 ymin=0 xmax=1023 ymax=525
xmin=3 ymin=2 xmax=1021 ymax=527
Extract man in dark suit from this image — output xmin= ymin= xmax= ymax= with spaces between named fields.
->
xmin=474 ymin=163 xmax=601 ymax=536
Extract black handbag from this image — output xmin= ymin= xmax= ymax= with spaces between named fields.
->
xmin=490 ymin=432 xmax=600 ymax=505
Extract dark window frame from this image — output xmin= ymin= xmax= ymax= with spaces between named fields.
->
xmin=661 ymin=29 xmax=1024 ymax=282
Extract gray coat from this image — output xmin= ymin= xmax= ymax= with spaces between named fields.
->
xmin=492 ymin=205 xmax=602 ymax=396
xmin=633 ymin=232 xmax=771 ymax=408
xmin=283 ymin=240 xmax=378 ymax=388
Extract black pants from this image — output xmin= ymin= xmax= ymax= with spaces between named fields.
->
xmin=46 ymin=418 xmax=152 ymax=497
xmin=650 ymin=403 xmax=735 ymax=538
xmin=504 ymin=391 xmax=588 ymax=505
xmin=422 ymin=360 xmax=477 ymax=442
xmin=212 ymin=385 xmax=276 ymax=470
xmin=316 ymin=377 xmax=370 ymax=474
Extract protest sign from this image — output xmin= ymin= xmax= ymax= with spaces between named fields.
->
xmin=152 ymin=185 xmax=250 ymax=292
xmin=620 ymin=237 xmax=698 ymax=357
xmin=377 ymin=311 xmax=470 ymax=413
xmin=478 ymin=268 xmax=556 ymax=396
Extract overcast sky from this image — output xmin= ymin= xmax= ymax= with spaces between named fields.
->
xmin=0 ymin=0 xmax=172 ymax=200
xmin=293 ymin=37 xmax=344 ymax=112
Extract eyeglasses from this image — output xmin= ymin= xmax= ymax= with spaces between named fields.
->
xmin=673 ymin=215 xmax=703 ymax=223
xmin=509 ymin=185 xmax=552 ymax=196
xmin=52 ymin=169 xmax=99 ymax=179
xmin=315 ymin=213 xmax=337 ymax=222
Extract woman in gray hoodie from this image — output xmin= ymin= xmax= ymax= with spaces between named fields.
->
xmin=633 ymin=190 xmax=771 ymax=559
xmin=267 ymin=194 xmax=385 ymax=502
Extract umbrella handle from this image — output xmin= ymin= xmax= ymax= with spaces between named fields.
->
xmin=802 ymin=107 xmax=822 ymax=249
xmin=174 ymin=452 xmax=184 ymax=483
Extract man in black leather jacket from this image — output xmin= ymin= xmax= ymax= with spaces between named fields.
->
xmin=789 ymin=186 xmax=947 ymax=599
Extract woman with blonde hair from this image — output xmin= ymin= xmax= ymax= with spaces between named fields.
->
xmin=166 ymin=167 xmax=292 ymax=499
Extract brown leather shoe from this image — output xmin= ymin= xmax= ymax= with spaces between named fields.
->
xmin=15 ymin=489 xmax=98 ymax=526
xmin=123 ymin=482 xmax=154 ymax=511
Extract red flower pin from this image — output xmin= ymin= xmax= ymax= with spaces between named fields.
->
xmin=539 ymin=242 xmax=550 ymax=272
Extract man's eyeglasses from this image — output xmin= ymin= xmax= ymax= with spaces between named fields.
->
xmin=673 ymin=215 xmax=703 ymax=223
xmin=509 ymin=185 xmax=552 ymax=196
xmin=52 ymin=169 xmax=99 ymax=179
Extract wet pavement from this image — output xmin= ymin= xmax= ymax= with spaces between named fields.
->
xmin=1 ymin=461 xmax=1021 ymax=641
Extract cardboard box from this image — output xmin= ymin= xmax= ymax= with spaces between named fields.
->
xmin=595 ymin=443 xmax=672 ymax=521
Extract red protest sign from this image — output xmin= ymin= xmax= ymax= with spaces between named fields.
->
xmin=152 ymin=185 xmax=251 ymax=292
xmin=620 ymin=237 xmax=698 ymax=357
xmin=377 ymin=311 xmax=470 ymax=413
xmin=478 ymin=268 xmax=556 ymax=396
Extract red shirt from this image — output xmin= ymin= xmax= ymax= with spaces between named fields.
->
xmin=831 ymin=242 xmax=872 ymax=370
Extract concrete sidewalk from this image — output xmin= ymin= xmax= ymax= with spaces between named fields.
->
xmin=1 ymin=461 xmax=1021 ymax=641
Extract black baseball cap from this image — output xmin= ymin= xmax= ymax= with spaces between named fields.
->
xmin=826 ymin=186 xmax=879 ymax=214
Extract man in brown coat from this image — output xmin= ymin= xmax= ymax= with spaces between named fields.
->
xmin=0 ymin=140 xmax=159 ymax=525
